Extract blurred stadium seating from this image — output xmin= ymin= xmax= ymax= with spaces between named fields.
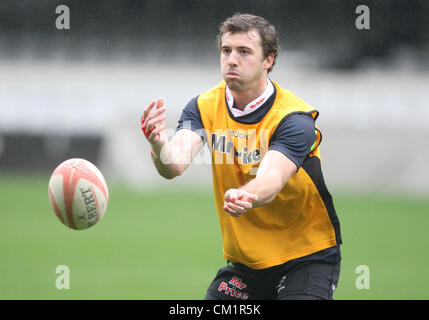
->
xmin=0 ymin=0 xmax=428 ymax=194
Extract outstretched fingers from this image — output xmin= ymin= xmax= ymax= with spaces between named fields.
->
xmin=141 ymin=98 xmax=167 ymax=142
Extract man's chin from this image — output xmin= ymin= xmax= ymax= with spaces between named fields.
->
xmin=225 ymin=78 xmax=246 ymax=92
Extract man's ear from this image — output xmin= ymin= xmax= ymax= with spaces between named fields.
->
xmin=263 ymin=53 xmax=275 ymax=71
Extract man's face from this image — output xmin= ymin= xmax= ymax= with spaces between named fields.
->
xmin=220 ymin=29 xmax=272 ymax=92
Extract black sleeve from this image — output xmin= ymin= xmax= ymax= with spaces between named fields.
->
xmin=176 ymin=96 xmax=206 ymax=141
xmin=269 ymin=113 xmax=317 ymax=169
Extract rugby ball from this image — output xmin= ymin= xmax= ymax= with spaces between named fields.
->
xmin=48 ymin=158 xmax=109 ymax=230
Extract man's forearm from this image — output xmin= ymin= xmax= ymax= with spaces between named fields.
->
xmin=150 ymin=142 xmax=188 ymax=179
xmin=239 ymin=173 xmax=285 ymax=208
xmin=151 ymin=153 xmax=180 ymax=179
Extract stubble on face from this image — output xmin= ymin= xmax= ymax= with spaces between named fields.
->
xmin=226 ymin=67 xmax=264 ymax=92
xmin=226 ymin=77 xmax=247 ymax=92
xmin=221 ymin=29 xmax=265 ymax=93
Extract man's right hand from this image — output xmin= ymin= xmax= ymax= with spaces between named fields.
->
xmin=141 ymin=97 xmax=204 ymax=179
xmin=141 ymin=98 xmax=168 ymax=154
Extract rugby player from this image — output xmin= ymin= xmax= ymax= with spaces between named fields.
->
xmin=141 ymin=13 xmax=342 ymax=300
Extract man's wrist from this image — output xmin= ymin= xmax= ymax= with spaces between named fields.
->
xmin=150 ymin=140 xmax=166 ymax=159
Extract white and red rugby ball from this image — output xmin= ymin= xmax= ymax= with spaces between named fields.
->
xmin=48 ymin=158 xmax=109 ymax=230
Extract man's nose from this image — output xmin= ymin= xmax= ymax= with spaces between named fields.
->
xmin=227 ymin=51 xmax=239 ymax=66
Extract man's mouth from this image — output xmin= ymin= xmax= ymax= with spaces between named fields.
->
xmin=226 ymin=71 xmax=239 ymax=77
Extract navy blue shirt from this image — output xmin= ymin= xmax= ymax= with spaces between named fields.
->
xmin=176 ymin=94 xmax=317 ymax=170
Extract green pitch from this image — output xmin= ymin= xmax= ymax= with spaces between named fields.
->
xmin=0 ymin=173 xmax=428 ymax=299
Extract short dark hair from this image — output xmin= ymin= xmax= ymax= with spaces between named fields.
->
xmin=216 ymin=13 xmax=279 ymax=73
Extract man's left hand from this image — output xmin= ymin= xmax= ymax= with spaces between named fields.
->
xmin=223 ymin=189 xmax=258 ymax=217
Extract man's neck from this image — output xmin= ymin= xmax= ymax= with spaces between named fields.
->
xmin=229 ymin=78 xmax=269 ymax=111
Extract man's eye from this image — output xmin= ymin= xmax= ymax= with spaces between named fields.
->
xmin=240 ymin=49 xmax=249 ymax=55
xmin=222 ymin=48 xmax=231 ymax=54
